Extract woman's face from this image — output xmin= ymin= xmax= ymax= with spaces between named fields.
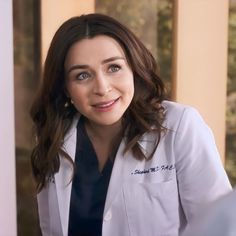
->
xmin=64 ymin=35 xmax=134 ymax=127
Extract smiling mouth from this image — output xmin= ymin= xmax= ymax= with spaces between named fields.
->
xmin=92 ymin=97 xmax=120 ymax=109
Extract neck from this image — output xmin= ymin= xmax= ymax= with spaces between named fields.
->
xmin=84 ymin=119 xmax=122 ymax=144
xmin=84 ymin=119 xmax=123 ymax=165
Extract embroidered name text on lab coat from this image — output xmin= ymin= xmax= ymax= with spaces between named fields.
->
xmin=131 ymin=164 xmax=175 ymax=175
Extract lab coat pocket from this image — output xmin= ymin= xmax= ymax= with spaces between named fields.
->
xmin=123 ymin=179 xmax=179 ymax=236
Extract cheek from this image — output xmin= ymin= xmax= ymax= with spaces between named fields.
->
xmin=124 ymin=74 xmax=134 ymax=94
xmin=70 ymin=96 xmax=87 ymax=114
xmin=66 ymin=86 xmax=87 ymax=106
xmin=67 ymin=84 xmax=83 ymax=98
xmin=72 ymin=95 xmax=87 ymax=108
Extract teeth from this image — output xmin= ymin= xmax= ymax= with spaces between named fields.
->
xmin=96 ymin=101 xmax=115 ymax=108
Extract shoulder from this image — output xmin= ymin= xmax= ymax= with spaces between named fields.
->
xmin=139 ymin=101 xmax=205 ymax=157
xmin=162 ymin=100 xmax=205 ymax=132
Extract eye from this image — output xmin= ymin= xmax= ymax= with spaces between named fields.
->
xmin=76 ymin=72 xmax=90 ymax=81
xmin=108 ymin=64 xmax=121 ymax=73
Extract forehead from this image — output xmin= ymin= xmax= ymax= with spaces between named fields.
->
xmin=65 ymin=35 xmax=126 ymax=66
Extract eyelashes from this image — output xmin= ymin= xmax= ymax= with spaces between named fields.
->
xmin=76 ymin=72 xmax=91 ymax=81
xmin=108 ymin=64 xmax=121 ymax=73
xmin=74 ymin=64 xmax=122 ymax=81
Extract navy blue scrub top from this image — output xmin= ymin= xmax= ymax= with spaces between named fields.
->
xmin=68 ymin=118 xmax=114 ymax=236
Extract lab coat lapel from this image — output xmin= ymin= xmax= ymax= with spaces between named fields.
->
xmin=54 ymin=116 xmax=78 ymax=236
xmin=104 ymin=131 xmax=156 ymax=214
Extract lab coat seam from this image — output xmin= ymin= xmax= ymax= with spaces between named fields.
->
xmin=173 ymin=107 xmax=187 ymax=164
xmin=122 ymin=186 xmax=132 ymax=236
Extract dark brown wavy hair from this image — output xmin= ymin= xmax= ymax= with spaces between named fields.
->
xmin=31 ymin=13 xmax=166 ymax=192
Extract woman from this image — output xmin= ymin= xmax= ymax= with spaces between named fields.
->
xmin=31 ymin=13 xmax=232 ymax=236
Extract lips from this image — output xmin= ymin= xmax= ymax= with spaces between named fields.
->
xmin=92 ymin=97 xmax=120 ymax=110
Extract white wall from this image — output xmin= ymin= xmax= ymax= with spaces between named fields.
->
xmin=0 ymin=0 xmax=17 ymax=235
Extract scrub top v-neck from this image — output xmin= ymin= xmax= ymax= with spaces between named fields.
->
xmin=68 ymin=117 xmax=114 ymax=236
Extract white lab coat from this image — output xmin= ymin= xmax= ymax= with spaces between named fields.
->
xmin=182 ymin=188 xmax=236 ymax=236
xmin=37 ymin=101 xmax=232 ymax=236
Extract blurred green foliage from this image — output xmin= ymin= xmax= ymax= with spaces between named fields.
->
xmin=226 ymin=2 xmax=236 ymax=186
xmin=156 ymin=1 xmax=173 ymax=95
xmin=14 ymin=0 xmax=41 ymax=235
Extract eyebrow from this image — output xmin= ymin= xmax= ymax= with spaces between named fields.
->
xmin=66 ymin=56 xmax=125 ymax=75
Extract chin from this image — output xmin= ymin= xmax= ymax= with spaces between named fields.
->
xmin=94 ymin=116 xmax=123 ymax=127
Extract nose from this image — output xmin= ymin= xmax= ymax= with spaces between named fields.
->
xmin=93 ymin=73 xmax=111 ymax=96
